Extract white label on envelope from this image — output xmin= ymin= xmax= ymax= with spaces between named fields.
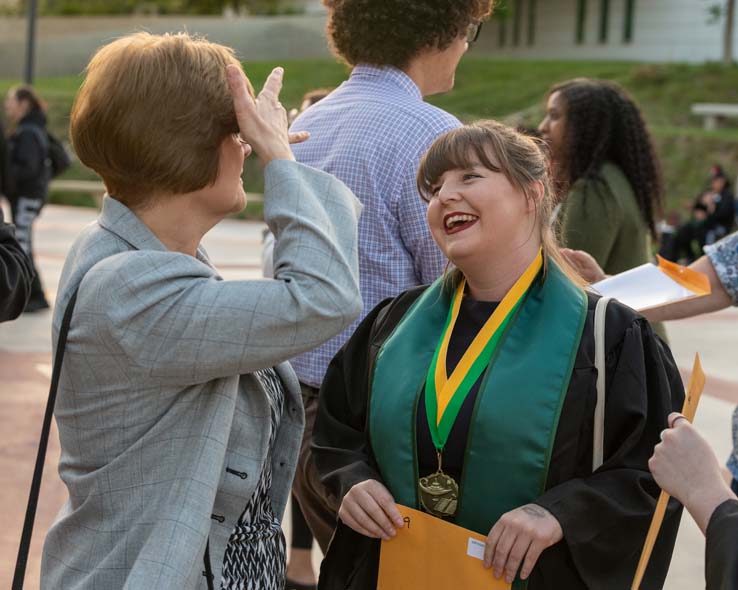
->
xmin=467 ymin=538 xmax=485 ymax=560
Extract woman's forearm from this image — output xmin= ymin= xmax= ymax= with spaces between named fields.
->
xmin=643 ymin=256 xmax=733 ymax=322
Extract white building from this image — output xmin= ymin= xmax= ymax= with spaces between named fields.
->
xmin=482 ymin=0 xmax=733 ymax=63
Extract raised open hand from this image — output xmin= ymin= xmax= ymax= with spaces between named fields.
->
xmin=225 ymin=65 xmax=309 ymax=166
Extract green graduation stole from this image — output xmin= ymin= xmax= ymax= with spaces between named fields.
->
xmin=369 ymin=257 xmax=586 ymax=585
xmin=419 ymin=252 xmax=544 ymax=519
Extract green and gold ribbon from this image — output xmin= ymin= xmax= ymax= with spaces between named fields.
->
xmin=425 ymin=250 xmax=543 ymax=450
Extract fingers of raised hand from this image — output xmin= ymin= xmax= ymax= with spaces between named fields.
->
xmin=288 ymin=131 xmax=310 ymax=145
xmin=259 ymin=67 xmax=284 ymax=102
xmin=226 ymin=65 xmax=256 ymax=119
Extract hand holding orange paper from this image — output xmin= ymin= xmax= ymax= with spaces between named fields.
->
xmin=378 ymin=505 xmax=511 ymax=590
xmin=631 ymin=353 xmax=706 ymax=590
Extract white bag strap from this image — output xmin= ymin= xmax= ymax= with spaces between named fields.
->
xmin=592 ymin=296 xmax=612 ymax=472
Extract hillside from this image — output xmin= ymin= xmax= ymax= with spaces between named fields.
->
xmin=3 ymin=58 xmax=738 ymax=218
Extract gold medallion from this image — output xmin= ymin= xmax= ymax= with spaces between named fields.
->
xmin=419 ymin=471 xmax=459 ymax=518
xmin=418 ymin=450 xmax=459 ymax=518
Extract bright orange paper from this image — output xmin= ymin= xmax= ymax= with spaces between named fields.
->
xmin=378 ymin=505 xmax=511 ymax=590
xmin=656 ymin=255 xmax=711 ymax=295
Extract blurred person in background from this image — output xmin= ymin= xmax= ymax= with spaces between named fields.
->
xmin=538 ymin=79 xmax=664 ymax=276
xmin=0 ymin=118 xmax=8 ymax=197
xmin=538 ymin=78 xmax=667 ymax=339
xmin=4 ymin=85 xmax=51 ymax=312
xmin=670 ymin=166 xmax=736 ymax=263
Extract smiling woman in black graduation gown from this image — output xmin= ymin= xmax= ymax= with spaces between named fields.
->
xmin=312 ymin=121 xmax=684 ymax=590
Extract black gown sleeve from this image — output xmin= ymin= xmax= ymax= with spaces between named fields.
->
xmin=312 ymin=296 xmax=395 ymax=504
xmin=312 ymin=297 xmax=409 ymax=590
xmin=0 ymin=209 xmax=33 ymax=321
xmin=533 ymin=300 xmax=685 ymax=590
xmin=706 ymin=499 xmax=738 ymax=590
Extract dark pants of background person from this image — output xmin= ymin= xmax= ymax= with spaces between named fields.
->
xmin=10 ymin=195 xmax=46 ymax=306
xmin=667 ymin=219 xmax=707 ymax=263
xmin=290 ymin=493 xmax=314 ymax=550
xmin=292 ymin=383 xmax=339 ymax=552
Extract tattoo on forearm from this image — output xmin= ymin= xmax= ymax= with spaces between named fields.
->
xmin=521 ymin=504 xmax=548 ymax=519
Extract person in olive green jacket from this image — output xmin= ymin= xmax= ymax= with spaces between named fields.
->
xmin=538 ymin=78 xmax=664 ymax=277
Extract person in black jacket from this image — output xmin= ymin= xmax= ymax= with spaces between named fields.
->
xmin=650 ymin=413 xmax=738 ymax=590
xmin=0 ymin=119 xmax=9 ymax=197
xmin=0 ymin=207 xmax=33 ymax=321
xmin=4 ymin=85 xmax=51 ymax=311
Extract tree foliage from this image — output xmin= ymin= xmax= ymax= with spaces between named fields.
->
xmin=37 ymin=0 xmax=302 ymax=16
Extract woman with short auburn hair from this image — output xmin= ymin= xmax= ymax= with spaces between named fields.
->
xmin=40 ymin=32 xmax=362 ymax=590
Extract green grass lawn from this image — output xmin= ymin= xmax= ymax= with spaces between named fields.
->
xmin=4 ymin=58 xmax=738 ymax=219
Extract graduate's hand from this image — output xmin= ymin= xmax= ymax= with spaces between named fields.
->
xmin=484 ymin=503 xmax=563 ymax=584
xmin=649 ymin=413 xmax=736 ymax=534
xmin=339 ymin=479 xmax=405 ymax=541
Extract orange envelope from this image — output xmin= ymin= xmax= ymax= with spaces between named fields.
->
xmin=378 ymin=504 xmax=511 ymax=590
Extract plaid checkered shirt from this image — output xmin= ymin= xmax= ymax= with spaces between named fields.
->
xmin=289 ymin=64 xmax=461 ymax=388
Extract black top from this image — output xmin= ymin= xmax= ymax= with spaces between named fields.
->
xmin=312 ymin=287 xmax=685 ymax=590
xmin=0 ymin=120 xmax=8 ymax=196
xmin=706 ymin=498 xmax=738 ymax=590
xmin=7 ymin=110 xmax=49 ymax=201
xmin=710 ymin=186 xmax=736 ymax=232
xmin=0 ymin=208 xmax=33 ymax=321
xmin=417 ymin=296 xmax=498 ymax=484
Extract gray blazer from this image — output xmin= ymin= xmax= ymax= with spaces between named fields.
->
xmin=40 ymin=161 xmax=362 ymax=589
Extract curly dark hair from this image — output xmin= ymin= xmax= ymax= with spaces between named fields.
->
xmin=549 ymin=78 xmax=664 ymax=240
xmin=323 ymin=0 xmax=494 ymax=68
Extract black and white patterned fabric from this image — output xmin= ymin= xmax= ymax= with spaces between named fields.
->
xmin=220 ymin=368 xmax=287 ymax=590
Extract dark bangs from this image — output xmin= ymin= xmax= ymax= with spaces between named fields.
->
xmin=417 ymin=125 xmax=503 ymax=201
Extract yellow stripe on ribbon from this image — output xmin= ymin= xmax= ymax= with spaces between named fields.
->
xmin=434 ymin=251 xmax=543 ymax=424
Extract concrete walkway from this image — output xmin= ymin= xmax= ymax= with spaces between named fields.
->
xmin=1 ymin=203 xmax=737 ymax=589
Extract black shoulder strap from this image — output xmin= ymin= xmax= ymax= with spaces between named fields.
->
xmin=12 ymin=288 xmax=79 ymax=590
xmin=203 ymin=539 xmax=215 ymax=590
